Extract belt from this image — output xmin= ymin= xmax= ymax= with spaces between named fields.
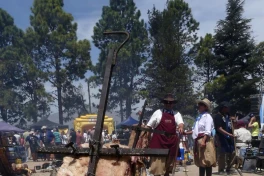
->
xmin=163 ymin=134 xmax=177 ymax=138
xmin=195 ymin=133 xmax=205 ymax=140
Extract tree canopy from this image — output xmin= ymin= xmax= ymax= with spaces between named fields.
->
xmin=144 ymin=0 xmax=199 ymax=115
xmin=92 ymin=0 xmax=149 ymax=121
xmin=29 ymin=0 xmax=92 ymax=124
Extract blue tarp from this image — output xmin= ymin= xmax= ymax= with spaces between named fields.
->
xmin=116 ymin=117 xmax=139 ymax=128
xmin=0 ymin=121 xmax=25 ymax=132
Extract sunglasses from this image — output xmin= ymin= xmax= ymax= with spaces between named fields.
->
xmin=198 ymin=103 xmax=206 ymax=107
xmin=164 ymin=101 xmax=174 ymax=105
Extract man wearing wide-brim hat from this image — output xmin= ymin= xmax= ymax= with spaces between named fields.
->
xmin=147 ymin=93 xmax=184 ymax=176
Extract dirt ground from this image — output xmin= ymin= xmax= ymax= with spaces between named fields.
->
xmin=25 ymin=160 xmax=262 ymax=176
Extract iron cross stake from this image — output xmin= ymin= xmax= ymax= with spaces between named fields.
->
xmin=37 ymin=31 xmax=169 ymax=176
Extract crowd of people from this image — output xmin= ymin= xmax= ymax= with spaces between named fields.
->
xmin=6 ymin=125 xmax=130 ymax=163
xmin=3 ymin=93 xmax=264 ymax=176
xmin=145 ymin=93 xmax=264 ymax=176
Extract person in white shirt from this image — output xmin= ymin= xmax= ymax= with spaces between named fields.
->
xmin=14 ymin=131 xmax=20 ymax=145
xmin=234 ymin=120 xmax=251 ymax=155
xmin=61 ymin=131 xmax=68 ymax=145
xmin=147 ymin=93 xmax=184 ymax=176
xmin=83 ymin=130 xmax=88 ymax=143
xmin=112 ymin=131 xmax=117 ymax=141
xmin=186 ymin=98 xmax=216 ymax=176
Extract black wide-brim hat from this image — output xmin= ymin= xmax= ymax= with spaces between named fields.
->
xmin=160 ymin=93 xmax=177 ymax=104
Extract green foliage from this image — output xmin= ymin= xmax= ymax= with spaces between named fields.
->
xmin=252 ymin=42 xmax=264 ymax=77
xmin=29 ymin=0 xmax=92 ymax=124
xmin=190 ymin=33 xmax=216 ymax=98
xmin=212 ymin=0 xmax=258 ymax=113
xmin=0 ymin=8 xmax=25 ymax=123
xmin=21 ymin=28 xmax=53 ymax=122
xmin=62 ymin=83 xmax=88 ymax=122
xmin=205 ymin=75 xmax=226 ymax=94
xmin=92 ymin=0 xmax=149 ymax=121
xmin=0 ymin=8 xmax=52 ymax=124
xmin=144 ymin=0 xmax=199 ymax=115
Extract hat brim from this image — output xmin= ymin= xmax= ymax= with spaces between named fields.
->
xmin=196 ymin=100 xmax=211 ymax=110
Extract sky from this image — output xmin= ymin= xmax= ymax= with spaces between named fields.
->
xmin=0 ymin=0 xmax=264 ymax=116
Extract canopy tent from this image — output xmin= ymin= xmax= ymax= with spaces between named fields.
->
xmin=30 ymin=119 xmax=68 ymax=130
xmin=0 ymin=121 xmax=25 ymax=133
xmin=116 ymin=116 xmax=139 ymax=128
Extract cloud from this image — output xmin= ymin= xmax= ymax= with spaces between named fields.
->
xmin=134 ymin=0 xmax=264 ymax=43
xmin=75 ymin=11 xmax=101 ymax=41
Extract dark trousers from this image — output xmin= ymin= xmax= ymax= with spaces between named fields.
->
xmin=199 ymin=167 xmax=212 ymax=176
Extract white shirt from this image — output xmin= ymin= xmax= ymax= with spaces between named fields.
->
xmin=147 ymin=109 xmax=184 ymax=129
xmin=83 ymin=133 xmax=88 ymax=143
xmin=192 ymin=113 xmax=214 ymax=139
xmin=61 ymin=134 xmax=68 ymax=145
xmin=234 ymin=128 xmax=252 ymax=147
xmin=112 ymin=134 xmax=117 ymax=140
xmin=14 ymin=134 xmax=20 ymax=143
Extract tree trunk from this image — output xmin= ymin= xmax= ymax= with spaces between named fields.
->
xmin=57 ymin=85 xmax=63 ymax=124
xmin=32 ymin=92 xmax=38 ymax=122
xmin=87 ymin=80 xmax=92 ymax=113
xmin=0 ymin=107 xmax=7 ymax=122
xmin=125 ymin=77 xmax=134 ymax=118
xmin=126 ymin=97 xmax=131 ymax=118
xmin=120 ymin=100 xmax=124 ymax=122
xmin=55 ymin=57 xmax=63 ymax=124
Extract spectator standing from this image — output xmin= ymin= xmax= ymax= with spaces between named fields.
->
xmin=69 ymin=128 xmax=77 ymax=145
xmin=76 ymin=130 xmax=83 ymax=146
xmin=90 ymin=126 xmax=95 ymax=139
xmin=23 ymin=129 xmax=31 ymax=160
xmin=214 ymin=102 xmax=235 ymax=175
xmin=248 ymin=114 xmax=260 ymax=139
xmin=53 ymin=128 xmax=62 ymax=146
xmin=14 ymin=131 xmax=20 ymax=144
xmin=83 ymin=130 xmax=89 ymax=143
xmin=112 ymin=131 xmax=117 ymax=141
xmin=35 ymin=130 xmax=40 ymax=139
xmin=192 ymin=98 xmax=215 ymax=176
xmin=19 ymin=134 xmax=25 ymax=146
xmin=40 ymin=126 xmax=55 ymax=161
xmin=61 ymin=131 xmax=68 ymax=145
xmin=26 ymin=131 xmax=39 ymax=161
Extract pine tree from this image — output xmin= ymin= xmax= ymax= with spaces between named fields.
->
xmin=0 ymin=8 xmax=25 ymax=123
xmin=190 ymin=33 xmax=216 ymax=99
xmin=92 ymin=0 xmax=149 ymax=121
xmin=213 ymin=0 xmax=258 ymax=112
xmin=21 ymin=27 xmax=52 ymax=122
xmin=145 ymin=0 xmax=199 ymax=115
xmin=252 ymin=42 xmax=264 ymax=77
xmin=29 ymin=0 xmax=92 ymax=124
xmin=0 ymin=8 xmax=52 ymax=124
